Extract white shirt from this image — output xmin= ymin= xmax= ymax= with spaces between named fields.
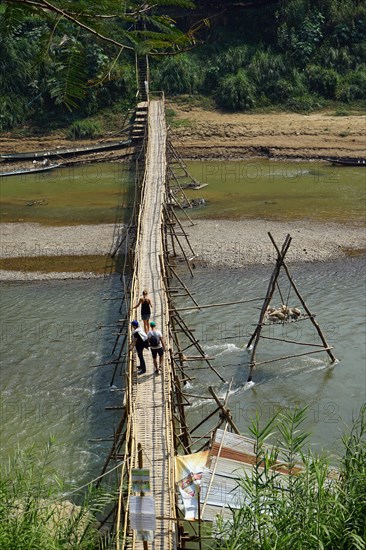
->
xmin=147 ymin=329 xmax=162 ymax=349
xmin=132 ymin=327 xmax=148 ymax=341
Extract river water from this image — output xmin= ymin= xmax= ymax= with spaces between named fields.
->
xmin=0 ymin=276 xmax=123 ymax=484
xmin=178 ymin=258 xmax=365 ymax=459
xmin=1 ymin=259 xmax=364 ymax=478
xmin=1 ymin=160 xmax=365 ymax=481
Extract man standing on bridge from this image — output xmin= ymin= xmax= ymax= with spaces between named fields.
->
xmin=130 ymin=320 xmax=148 ymax=375
xmin=147 ymin=321 xmax=165 ymax=375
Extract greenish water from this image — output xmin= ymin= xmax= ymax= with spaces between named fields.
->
xmin=184 ymin=160 xmax=366 ymax=225
xmin=0 ymin=163 xmax=134 ymax=225
xmin=2 ymin=160 xmax=364 ymax=226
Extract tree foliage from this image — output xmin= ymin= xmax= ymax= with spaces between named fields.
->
xmin=1 ymin=0 xmax=366 ymax=129
xmin=0 ymin=0 xmax=198 ymax=129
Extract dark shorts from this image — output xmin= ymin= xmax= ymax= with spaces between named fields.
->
xmin=151 ymin=347 xmax=164 ymax=358
xmin=141 ymin=313 xmax=150 ymax=321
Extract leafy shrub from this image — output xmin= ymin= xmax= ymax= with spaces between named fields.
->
xmin=153 ymin=54 xmax=203 ymax=95
xmin=307 ymin=65 xmax=339 ymax=98
xmin=336 ymin=68 xmax=366 ymax=102
xmin=320 ymin=45 xmax=353 ymax=71
xmin=66 ymin=119 xmax=102 ymax=140
xmin=0 ymin=441 xmax=114 ymax=549
xmin=264 ymin=69 xmax=307 ymax=103
xmin=0 ymin=96 xmax=27 ymax=131
xmin=216 ymin=45 xmax=250 ymax=74
xmin=215 ymin=70 xmax=256 ymax=111
xmin=215 ymin=405 xmax=366 ymax=550
xmin=203 ymin=45 xmax=250 ymax=92
xmin=285 ymin=94 xmax=322 ymax=112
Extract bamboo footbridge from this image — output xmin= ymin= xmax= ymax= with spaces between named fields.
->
xmin=98 ymin=93 xmax=230 ymax=548
xmin=117 ymin=97 xmax=176 ymax=548
xmin=97 ymin=93 xmax=337 ymax=549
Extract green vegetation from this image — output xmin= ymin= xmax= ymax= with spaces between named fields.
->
xmin=0 ymin=0 xmax=196 ymax=132
xmin=0 ymin=254 xmax=118 ymax=274
xmin=152 ymin=0 xmax=366 ymax=112
xmin=0 ymin=440 xmax=117 ymax=549
xmin=214 ymin=405 xmax=366 ymax=550
xmin=66 ymin=120 xmax=103 ymax=140
xmin=1 ymin=0 xmax=365 ymax=132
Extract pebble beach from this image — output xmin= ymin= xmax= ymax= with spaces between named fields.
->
xmin=0 ymin=219 xmax=365 ymax=280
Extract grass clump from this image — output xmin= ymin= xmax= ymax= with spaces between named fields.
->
xmin=0 ymin=439 xmax=117 ymax=549
xmin=214 ymin=405 xmax=366 ymax=549
xmin=66 ymin=120 xmax=103 ymax=140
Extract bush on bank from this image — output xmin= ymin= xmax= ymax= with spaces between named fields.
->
xmin=213 ymin=405 xmax=366 ymax=550
xmin=0 ymin=0 xmax=365 ymax=132
xmin=0 ymin=439 xmax=117 ymax=549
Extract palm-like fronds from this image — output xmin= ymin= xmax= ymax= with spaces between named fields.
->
xmin=2 ymin=0 xmax=198 ymax=110
xmin=47 ymin=44 xmax=87 ymax=110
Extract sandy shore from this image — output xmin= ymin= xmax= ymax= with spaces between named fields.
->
xmin=186 ymin=219 xmax=365 ymax=268
xmin=0 ymin=223 xmax=118 ymax=257
xmin=0 ymin=220 xmax=364 ymax=280
xmin=170 ymin=107 xmax=366 ymax=160
xmin=0 ymin=223 xmax=119 ymax=281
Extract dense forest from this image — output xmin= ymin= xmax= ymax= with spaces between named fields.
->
xmin=0 ymin=0 xmax=365 ymax=132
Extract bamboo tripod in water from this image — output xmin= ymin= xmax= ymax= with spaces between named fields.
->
xmin=246 ymin=232 xmax=337 ymax=383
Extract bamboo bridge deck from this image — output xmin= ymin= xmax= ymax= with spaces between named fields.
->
xmin=117 ymin=98 xmax=177 ymax=549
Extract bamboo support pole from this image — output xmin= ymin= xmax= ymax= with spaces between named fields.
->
xmin=253 ymin=346 xmax=334 ymax=366
xmin=166 ymin=263 xmax=199 ymax=307
xmin=90 ymin=360 xmax=119 ymax=368
xmin=97 ymin=408 xmax=127 ymax=487
xmin=201 ymin=421 xmax=229 ymax=518
xmin=169 ymin=223 xmax=194 ymax=277
xmin=208 ymin=386 xmax=240 ymax=435
xmin=171 ymin=297 xmax=263 ymax=312
xmin=269 ymin=233 xmax=337 ymax=363
xmin=169 ymin=205 xmax=196 ymax=257
xmin=246 ymin=234 xmax=292 ymax=381
xmin=172 ymin=311 xmax=226 ymax=383
xmin=190 ymin=406 xmax=221 ymax=434
xmin=259 ymin=335 xmax=326 ymax=347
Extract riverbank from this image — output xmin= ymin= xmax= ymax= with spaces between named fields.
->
xmin=169 ymin=106 xmax=366 ymax=160
xmin=1 ymin=109 xmax=365 ymax=168
xmin=0 ymin=219 xmax=365 ymax=280
xmin=1 ymin=109 xmax=365 ymax=280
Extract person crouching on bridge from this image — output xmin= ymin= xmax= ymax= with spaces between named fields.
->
xmin=130 ymin=320 xmax=148 ymax=375
xmin=148 ymin=321 xmax=165 ymax=375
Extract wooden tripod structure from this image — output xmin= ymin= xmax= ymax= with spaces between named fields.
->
xmin=246 ymin=232 xmax=337 ymax=383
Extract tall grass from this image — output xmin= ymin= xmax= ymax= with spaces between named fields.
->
xmin=0 ymin=439 xmax=117 ymax=549
xmin=214 ymin=405 xmax=366 ymax=550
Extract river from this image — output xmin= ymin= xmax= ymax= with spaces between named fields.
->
xmin=0 ymin=160 xmax=365 ymax=480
